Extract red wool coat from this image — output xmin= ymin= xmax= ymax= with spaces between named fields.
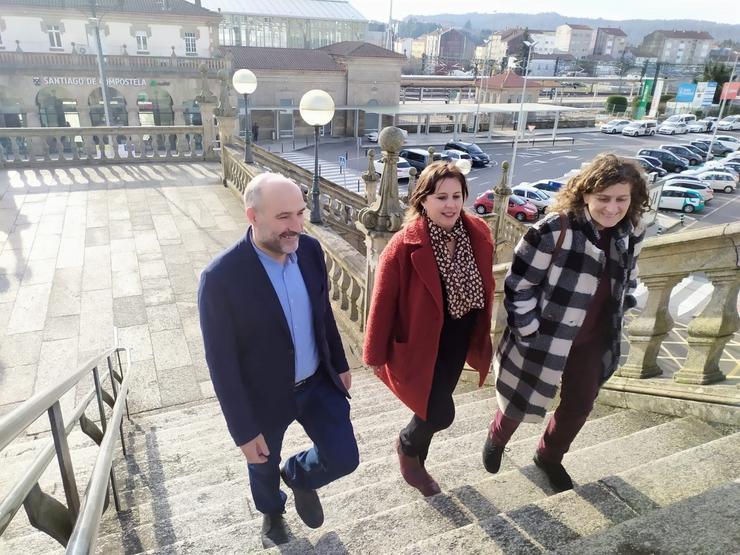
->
xmin=363 ymin=212 xmax=495 ymax=419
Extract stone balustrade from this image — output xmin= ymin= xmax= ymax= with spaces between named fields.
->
xmin=0 ymin=51 xmax=227 ymax=74
xmin=491 ymin=222 xmax=740 ymax=415
xmin=0 ymin=125 xmax=206 ymax=167
xmin=229 ymin=142 xmax=367 ymax=252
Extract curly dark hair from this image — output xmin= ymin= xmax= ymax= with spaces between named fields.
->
xmin=549 ymin=153 xmax=650 ymax=227
xmin=405 ymin=161 xmax=468 ymax=224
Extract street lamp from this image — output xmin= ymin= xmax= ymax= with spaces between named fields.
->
xmin=706 ymin=53 xmax=739 ymax=162
xmin=509 ymin=39 xmax=538 ymax=186
xmin=299 ymin=89 xmax=335 ymax=224
xmin=232 ymin=69 xmax=257 ymax=164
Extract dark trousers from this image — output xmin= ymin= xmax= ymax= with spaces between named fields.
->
xmin=491 ymin=339 xmax=604 ymax=463
xmin=399 ymin=310 xmax=475 ymax=464
xmin=247 ymin=372 xmax=359 ymax=514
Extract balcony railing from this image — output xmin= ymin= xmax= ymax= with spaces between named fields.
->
xmin=0 ymin=51 xmax=228 ymax=74
xmin=0 ymin=125 xmax=206 ymax=167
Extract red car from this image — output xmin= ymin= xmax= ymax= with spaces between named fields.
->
xmin=473 ymin=191 xmax=539 ymax=222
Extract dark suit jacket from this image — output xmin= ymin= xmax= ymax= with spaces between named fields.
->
xmin=198 ymin=229 xmax=350 ymax=446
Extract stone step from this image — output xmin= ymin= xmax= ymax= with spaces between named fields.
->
xmin=0 ymin=382 xmax=494 ymax=546
xmin=0 ymin=370 xmax=384 ymax=461
xmin=89 ymin=403 xmax=616 ymax=542
xmin=555 ymin=479 xmax=740 ymax=555
xmin=91 ymin=411 xmax=675 ymax=554
xmin=400 ymin=430 xmax=740 ymax=554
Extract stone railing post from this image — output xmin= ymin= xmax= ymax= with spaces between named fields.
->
xmin=674 ymin=269 xmax=740 ymax=384
xmin=127 ymin=107 xmax=141 ymax=127
xmin=407 ymin=166 xmax=418 ymax=199
xmin=362 ymin=148 xmax=379 ymax=205
xmin=195 ymin=63 xmax=218 ymax=161
xmin=356 ymin=127 xmax=406 ymax=326
xmin=493 ymin=161 xmax=512 ymax=250
xmin=616 ymin=273 xmax=684 ymax=379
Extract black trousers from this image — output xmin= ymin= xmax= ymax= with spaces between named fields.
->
xmin=399 ymin=309 xmax=476 ymax=463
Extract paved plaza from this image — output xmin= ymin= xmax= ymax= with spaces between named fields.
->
xmin=0 ymin=162 xmax=248 ymax=419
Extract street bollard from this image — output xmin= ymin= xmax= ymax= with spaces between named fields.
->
xmin=680 ymin=214 xmax=685 ymax=225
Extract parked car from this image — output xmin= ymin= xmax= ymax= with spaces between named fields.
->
xmin=717 ymin=115 xmax=740 ymax=131
xmin=632 ymin=156 xmax=668 ymax=177
xmin=713 ymin=135 xmax=740 ymax=152
xmin=473 ymin=191 xmax=539 ymax=221
xmin=440 ymin=149 xmax=473 ymax=164
xmin=664 ymin=114 xmax=697 ymax=125
xmin=373 ymin=156 xmax=412 ymax=180
xmin=702 ymin=162 xmax=739 ymax=179
xmin=718 ymin=160 xmax=740 ymax=175
xmin=658 ymin=122 xmax=688 ymax=135
xmin=636 ymin=148 xmax=689 ymax=173
xmin=622 ymin=120 xmax=658 ymax=137
xmin=443 ymin=141 xmax=491 ymax=167
xmin=658 ymin=185 xmax=705 ymax=213
xmin=691 ymin=139 xmax=732 ymax=157
xmin=511 ymin=185 xmax=554 ymax=213
xmin=660 ymin=145 xmax=702 ymax=166
xmin=693 ymin=170 xmax=737 ymax=193
xmin=528 ymin=179 xmax=565 ymax=195
xmin=365 ymin=128 xmax=408 ymax=142
xmin=600 ymin=119 xmax=631 ymax=134
xmin=687 ymin=118 xmax=715 ymax=133
xmin=398 ymin=148 xmax=446 ymax=172
xmin=680 ymin=143 xmax=712 ymax=160
xmin=662 ymin=178 xmax=714 ymax=202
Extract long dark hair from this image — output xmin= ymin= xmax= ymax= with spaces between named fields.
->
xmin=549 ymin=153 xmax=650 ymax=227
xmin=405 ymin=162 xmax=468 ymax=224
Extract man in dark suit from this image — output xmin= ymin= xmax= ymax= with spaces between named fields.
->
xmin=198 ymin=173 xmax=359 ymax=547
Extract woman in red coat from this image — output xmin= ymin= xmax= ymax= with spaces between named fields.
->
xmin=363 ymin=162 xmax=494 ymax=497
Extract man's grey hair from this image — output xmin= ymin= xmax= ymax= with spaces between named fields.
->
xmin=243 ymin=172 xmax=296 ymax=210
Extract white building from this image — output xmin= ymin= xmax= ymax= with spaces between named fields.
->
xmin=593 ymin=28 xmax=627 ymax=59
xmin=555 ymin=23 xmax=595 ymax=59
xmin=529 ymin=31 xmax=556 ymax=55
xmin=640 ymin=30 xmax=714 ymax=65
xmin=0 ymin=0 xmax=220 ymax=57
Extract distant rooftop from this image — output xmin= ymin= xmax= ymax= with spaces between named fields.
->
xmin=225 ymin=46 xmax=342 ymax=71
xmin=319 ymin=41 xmax=406 ymax=59
xmin=653 ymin=30 xmax=714 ymax=40
xmin=199 ymin=0 xmax=367 ymax=21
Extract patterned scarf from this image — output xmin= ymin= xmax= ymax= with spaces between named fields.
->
xmin=426 ymin=216 xmax=485 ymax=319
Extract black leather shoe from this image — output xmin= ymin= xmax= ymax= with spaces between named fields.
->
xmin=533 ymin=454 xmax=574 ymax=492
xmin=261 ymin=513 xmax=290 ymax=548
xmin=280 ymin=467 xmax=324 ymax=528
xmin=482 ymin=436 xmax=507 ymax=474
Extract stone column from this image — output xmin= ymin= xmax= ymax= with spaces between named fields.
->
xmin=356 ymin=127 xmax=406 ymax=326
xmin=361 ymin=149 xmax=379 ymax=205
xmin=616 ymin=273 xmax=684 ymax=379
xmin=24 ymin=107 xmax=42 ymax=128
xmin=493 ymin=161 xmax=512 ymax=243
xmin=173 ymin=107 xmax=185 ymax=126
xmin=674 ymin=269 xmax=739 ymax=384
xmin=127 ymin=107 xmax=141 ymax=127
xmin=194 ymin=63 xmax=218 ymax=161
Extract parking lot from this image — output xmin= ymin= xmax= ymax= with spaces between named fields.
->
xmin=314 ymin=128 xmax=740 ymax=231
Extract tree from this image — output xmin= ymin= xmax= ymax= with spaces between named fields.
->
xmin=464 ymin=19 xmax=472 ymax=31
xmin=702 ymin=62 xmax=733 ymax=104
xmin=397 ymin=18 xmax=440 ymax=39
xmin=606 ymin=95 xmax=628 ymax=114
xmin=514 ymin=29 xmax=532 ymax=75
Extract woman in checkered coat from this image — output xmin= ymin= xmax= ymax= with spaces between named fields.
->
xmin=482 ymin=153 xmax=650 ymax=492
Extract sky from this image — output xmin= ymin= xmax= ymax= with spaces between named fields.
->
xmin=348 ymin=1 xmax=739 ymax=26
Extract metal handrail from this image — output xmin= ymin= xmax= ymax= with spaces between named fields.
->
xmin=0 ymin=345 xmax=130 ymax=548
xmin=67 ymin=348 xmax=131 ymax=554
xmin=0 ymin=348 xmax=116 ymax=452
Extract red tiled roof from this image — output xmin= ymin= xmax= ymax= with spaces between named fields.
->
xmin=224 ymin=47 xmax=342 ymax=72
xmin=319 ymin=41 xmax=406 ymax=59
xmin=480 ymin=70 xmax=526 ymax=89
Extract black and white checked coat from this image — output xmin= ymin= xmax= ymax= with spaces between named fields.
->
xmin=493 ymin=209 xmax=645 ymax=422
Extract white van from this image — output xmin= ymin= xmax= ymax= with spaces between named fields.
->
xmin=665 ymin=114 xmax=697 ymax=125
xmin=622 ymin=120 xmax=658 ymax=137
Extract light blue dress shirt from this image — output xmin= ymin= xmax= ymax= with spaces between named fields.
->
xmin=252 ymin=237 xmax=319 ymax=383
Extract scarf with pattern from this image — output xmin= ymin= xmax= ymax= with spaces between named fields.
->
xmin=426 ymin=216 xmax=485 ymax=319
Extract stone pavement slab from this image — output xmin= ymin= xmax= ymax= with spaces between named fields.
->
xmin=0 ymin=162 xmax=241 ymax=418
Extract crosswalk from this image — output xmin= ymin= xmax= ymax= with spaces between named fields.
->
xmin=280 ymin=152 xmax=367 ymax=195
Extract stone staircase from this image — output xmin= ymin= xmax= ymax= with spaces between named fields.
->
xmin=1 ymin=368 xmax=738 ymax=554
